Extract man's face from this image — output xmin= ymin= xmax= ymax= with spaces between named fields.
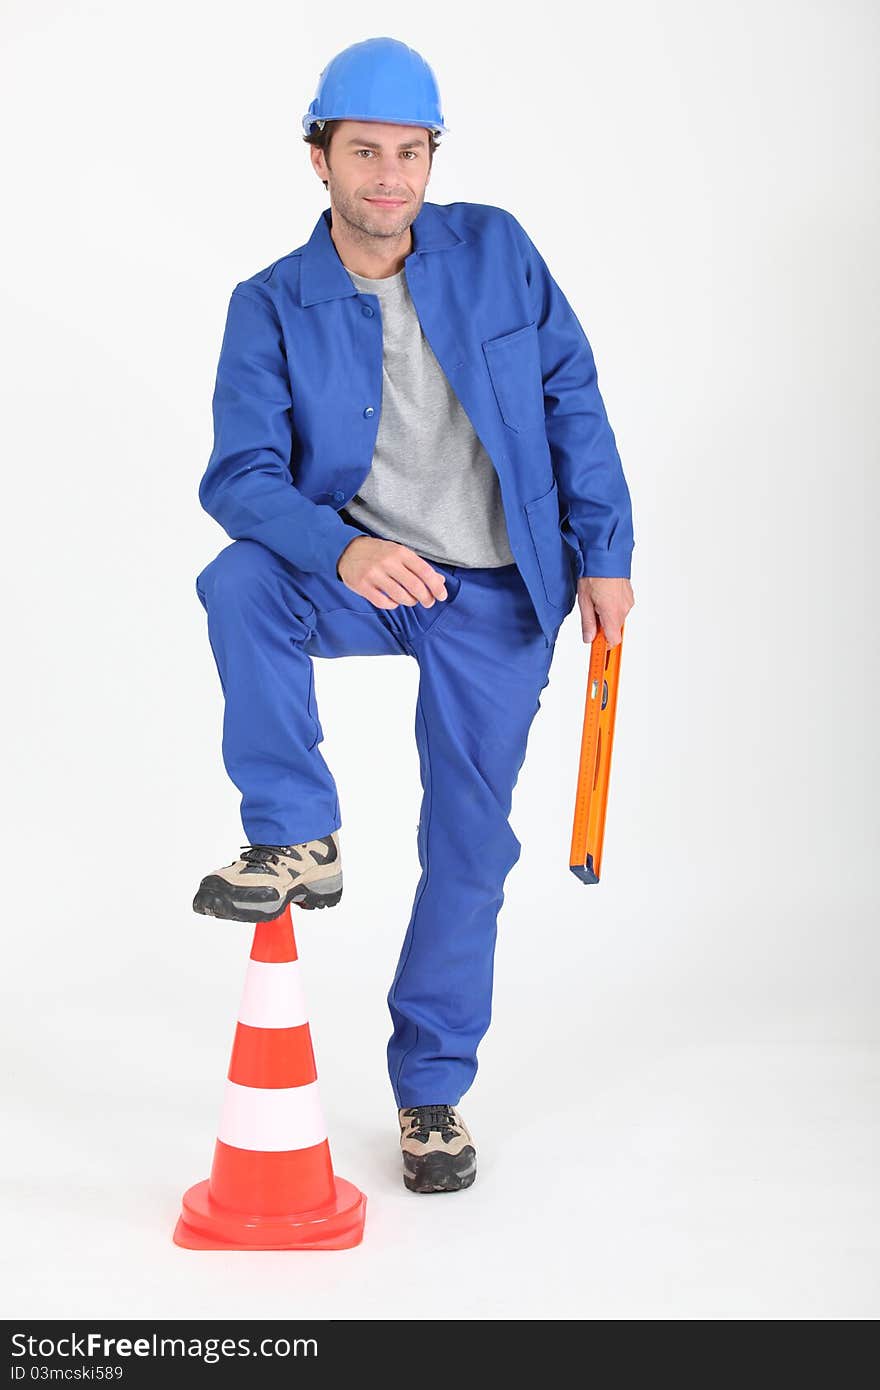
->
xmin=312 ymin=121 xmax=432 ymax=240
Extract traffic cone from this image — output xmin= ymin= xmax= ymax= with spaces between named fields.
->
xmin=174 ymin=906 xmax=367 ymax=1250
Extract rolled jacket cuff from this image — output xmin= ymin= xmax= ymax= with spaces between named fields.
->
xmin=578 ymin=545 xmax=633 ymax=580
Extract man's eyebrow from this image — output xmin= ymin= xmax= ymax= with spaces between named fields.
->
xmin=344 ymin=137 xmax=427 ymax=149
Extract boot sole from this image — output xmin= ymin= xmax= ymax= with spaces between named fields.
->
xmin=402 ymin=1147 xmax=477 ymax=1194
xmin=192 ymin=872 xmax=343 ymax=923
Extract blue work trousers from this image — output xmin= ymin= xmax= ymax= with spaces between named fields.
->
xmin=195 ymin=534 xmax=560 ymax=1108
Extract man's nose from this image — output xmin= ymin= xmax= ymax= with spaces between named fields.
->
xmin=375 ymin=157 xmax=404 ymax=184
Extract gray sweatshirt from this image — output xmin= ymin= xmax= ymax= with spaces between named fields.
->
xmin=341 ymin=263 xmax=515 ymax=568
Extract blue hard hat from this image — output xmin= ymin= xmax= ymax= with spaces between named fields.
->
xmin=302 ymin=36 xmax=449 ymax=138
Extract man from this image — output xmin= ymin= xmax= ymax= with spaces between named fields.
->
xmin=192 ymin=37 xmax=635 ymax=1194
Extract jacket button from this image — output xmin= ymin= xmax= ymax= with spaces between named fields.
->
xmin=363 ymin=406 xmax=375 ymax=417
xmin=333 ymin=489 xmax=345 ymax=503
xmin=361 ymin=305 xmax=374 ymax=317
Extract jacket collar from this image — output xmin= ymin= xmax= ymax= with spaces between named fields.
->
xmin=300 ymin=201 xmax=466 ymax=306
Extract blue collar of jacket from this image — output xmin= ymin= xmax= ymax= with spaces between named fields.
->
xmin=300 ymin=202 xmax=468 ymax=307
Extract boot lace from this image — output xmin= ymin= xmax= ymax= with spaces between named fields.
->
xmin=238 ymin=843 xmax=303 ymax=868
xmin=403 ymin=1104 xmax=459 ymax=1140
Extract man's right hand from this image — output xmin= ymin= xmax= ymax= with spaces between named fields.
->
xmin=336 ymin=537 xmax=449 ymax=610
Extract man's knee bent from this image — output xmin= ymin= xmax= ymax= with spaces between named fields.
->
xmin=195 ymin=539 xmax=284 ymax=609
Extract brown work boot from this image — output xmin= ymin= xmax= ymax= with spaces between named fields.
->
xmin=398 ymin=1104 xmax=477 ymax=1193
xmin=192 ymin=831 xmax=342 ymax=923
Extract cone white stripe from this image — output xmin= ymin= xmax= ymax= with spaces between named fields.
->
xmin=237 ymin=959 xmax=309 ymax=1030
xmin=217 ymin=1079 xmax=327 ymax=1152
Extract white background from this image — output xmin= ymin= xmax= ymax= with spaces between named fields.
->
xmin=2 ymin=0 xmax=877 ymax=1320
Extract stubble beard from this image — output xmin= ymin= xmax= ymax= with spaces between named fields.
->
xmin=330 ymin=183 xmax=423 ymax=244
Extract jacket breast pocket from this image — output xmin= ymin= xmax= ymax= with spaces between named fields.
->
xmin=482 ymin=320 xmax=545 ymax=433
xmin=524 ymin=477 xmax=576 ymax=609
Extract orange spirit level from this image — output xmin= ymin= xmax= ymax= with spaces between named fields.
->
xmin=569 ymin=623 xmax=624 ymax=884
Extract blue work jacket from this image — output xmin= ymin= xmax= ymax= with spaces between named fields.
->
xmin=198 ymin=200 xmax=635 ymax=646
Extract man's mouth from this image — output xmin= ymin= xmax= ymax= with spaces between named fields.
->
xmin=365 ymin=197 xmax=407 ymax=206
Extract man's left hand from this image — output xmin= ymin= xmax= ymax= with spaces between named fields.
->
xmin=577 ymin=576 xmax=634 ymax=648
